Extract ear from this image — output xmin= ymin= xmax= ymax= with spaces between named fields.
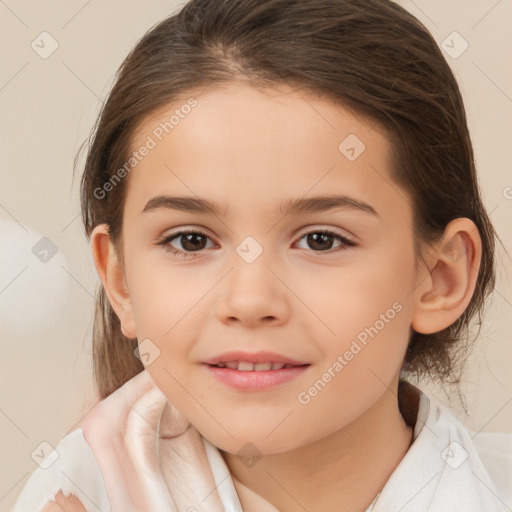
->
xmin=411 ymin=218 xmax=482 ymax=334
xmin=90 ymin=224 xmax=137 ymax=339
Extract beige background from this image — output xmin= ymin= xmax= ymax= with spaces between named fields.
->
xmin=1 ymin=1 xmax=511 ymax=510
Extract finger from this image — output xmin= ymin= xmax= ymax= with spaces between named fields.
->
xmin=54 ymin=491 xmax=89 ymax=512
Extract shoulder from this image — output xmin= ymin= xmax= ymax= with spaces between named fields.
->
xmin=426 ymin=394 xmax=512 ymax=509
xmin=470 ymin=429 xmax=512 ymax=508
xmin=383 ymin=388 xmax=512 ymax=511
xmin=39 ymin=491 xmax=87 ymax=512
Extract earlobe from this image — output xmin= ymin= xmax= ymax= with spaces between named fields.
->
xmin=90 ymin=224 xmax=137 ymax=339
xmin=411 ymin=218 xmax=482 ymax=335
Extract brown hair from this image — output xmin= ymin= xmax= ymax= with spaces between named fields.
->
xmin=77 ymin=0 xmax=498 ymax=400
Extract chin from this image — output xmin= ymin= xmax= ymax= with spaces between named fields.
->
xmin=197 ymin=423 xmax=306 ymax=457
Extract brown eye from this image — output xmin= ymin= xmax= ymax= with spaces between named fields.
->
xmin=175 ymin=232 xmax=208 ymax=251
xmin=158 ymin=230 xmax=214 ymax=258
xmin=295 ymin=229 xmax=355 ymax=253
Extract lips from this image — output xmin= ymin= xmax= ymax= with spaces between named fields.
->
xmin=213 ymin=361 xmax=299 ymax=371
xmin=203 ymin=352 xmax=311 ymax=391
xmin=203 ymin=350 xmax=309 ymax=368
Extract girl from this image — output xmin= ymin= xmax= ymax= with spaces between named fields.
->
xmin=11 ymin=0 xmax=511 ymax=511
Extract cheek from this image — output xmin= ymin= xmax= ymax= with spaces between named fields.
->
xmin=303 ymin=244 xmax=416 ymax=393
xmin=126 ymin=261 xmax=208 ymax=390
xmin=304 ymin=242 xmax=415 ymax=346
xmin=128 ymin=253 xmax=213 ymax=337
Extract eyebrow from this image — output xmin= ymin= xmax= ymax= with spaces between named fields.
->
xmin=141 ymin=194 xmax=379 ymax=218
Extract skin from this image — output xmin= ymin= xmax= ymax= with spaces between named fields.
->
xmin=40 ymin=491 xmax=87 ymax=512
xmin=91 ymin=82 xmax=482 ymax=512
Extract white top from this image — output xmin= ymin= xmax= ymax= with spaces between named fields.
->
xmin=10 ymin=385 xmax=512 ymax=512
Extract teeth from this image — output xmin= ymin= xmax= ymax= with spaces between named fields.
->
xmin=215 ymin=361 xmax=291 ymax=371
xmin=254 ymin=362 xmax=272 ymax=371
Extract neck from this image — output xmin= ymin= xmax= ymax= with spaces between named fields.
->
xmin=222 ymin=378 xmax=417 ymax=512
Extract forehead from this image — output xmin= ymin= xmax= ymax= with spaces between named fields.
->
xmin=124 ymin=82 xmax=406 ymax=221
xmin=130 ymin=81 xmax=381 ymax=152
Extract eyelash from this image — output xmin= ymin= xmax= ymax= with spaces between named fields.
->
xmin=157 ymin=228 xmax=356 ymax=259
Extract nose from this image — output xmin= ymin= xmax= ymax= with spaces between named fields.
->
xmin=215 ymin=253 xmax=290 ymax=327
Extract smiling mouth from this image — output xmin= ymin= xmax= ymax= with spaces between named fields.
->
xmin=203 ymin=360 xmax=311 ymax=391
xmin=208 ymin=361 xmax=310 ymax=371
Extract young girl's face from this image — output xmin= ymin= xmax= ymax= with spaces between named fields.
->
xmin=117 ymin=81 xmax=421 ymax=454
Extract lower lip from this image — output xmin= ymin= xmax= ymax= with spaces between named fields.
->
xmin=203 ymin=364 xmax=310 ymax=391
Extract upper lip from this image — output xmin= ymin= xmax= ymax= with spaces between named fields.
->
xmin=203 ymin=350 xmax=309 ymax=366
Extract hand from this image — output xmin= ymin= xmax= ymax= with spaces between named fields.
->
xmin=80 ymin=370 xmax=226 ymax=512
